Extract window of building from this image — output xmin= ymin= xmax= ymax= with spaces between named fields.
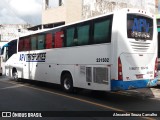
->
xmin=157 ymin=19 xmax=160 ymax=27
xmin=46 ymin=0 xmax=64 ymax=8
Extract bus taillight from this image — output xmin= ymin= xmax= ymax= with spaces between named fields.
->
xmin=154 ymin=57 xmax=158 ymax=77
xmin=118 ymin=57 xmax=123 ymax=80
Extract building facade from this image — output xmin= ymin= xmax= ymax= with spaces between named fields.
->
xmin=42 ymin=0 xmax=82 ymax=25
xmin=42 ymin=0 xmax=158 ymax=25
xmin=0 ymin=24 xmax=31 ymax=41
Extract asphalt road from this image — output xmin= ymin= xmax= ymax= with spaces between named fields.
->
xmin=0 ymin=76 xmax=160 ymax=120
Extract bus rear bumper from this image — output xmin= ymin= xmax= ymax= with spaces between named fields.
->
xmin=111 ymin=79 xmax=158 ymax=91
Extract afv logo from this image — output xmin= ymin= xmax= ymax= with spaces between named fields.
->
xmin=132 ymin=18 xmax=150 ymax=32
xmin=19 ymin=54 xmax=26 ymax=61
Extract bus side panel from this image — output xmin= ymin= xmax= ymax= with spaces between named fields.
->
xmin=110 ymin=11 xmax=119 ymax=81
xmin=5 ymin=54 xmax=23 ymax=79
xmin=46 ymin=64 xmax=75 ymax=85
xmin=74 ymin=65 xmax=111 ymax=91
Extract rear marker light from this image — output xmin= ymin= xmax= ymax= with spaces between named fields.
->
xmin=118 ymin=57 xmax=123 ymax=80
xmin=154 ymin=58 xmax=158 ymax=77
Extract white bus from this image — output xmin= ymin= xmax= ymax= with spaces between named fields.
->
xmin=0 ymin=41 xmax=8 ymax=76
xmin=1 ymin=8 xmax=158 ymax=92
xmin=1 ymin=39 xmax=17 ymax=76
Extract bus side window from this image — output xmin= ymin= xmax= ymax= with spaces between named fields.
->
xmin=46 ymin=33 xmax=53 ymax=49
xmin=66 ymin=28 xmax=75 ymax=47
xmin=38 ymin=34 xmax=45 ymax=50
xmin=8 ymin=40 xmax=17 ymax=58
xmin=93 ymin=15 xmax=113 ymax=44
xmin=18 ymin=39 xmax=24 ymax=52
xmin=24 ymin=38 xmax=31 ymax=51
xmin=77 ymin=24 xmax=90 ymax=46
xmin=54 ymin=31 xmax=64 ymax=48
xmin=31 ymin=36 xmax=37 ymax=50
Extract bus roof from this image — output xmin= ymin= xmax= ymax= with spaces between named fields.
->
xmin=19 ymin=8 xmax=154 ymax=38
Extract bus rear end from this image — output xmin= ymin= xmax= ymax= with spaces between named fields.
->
xmin=111 ymin=9 xmax=157 ymax=91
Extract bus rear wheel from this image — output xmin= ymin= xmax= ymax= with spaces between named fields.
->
xmin=12 ymin=69 xmax=19 ymax=81
xmin=61 ymin=73 xmax=74 ymax=93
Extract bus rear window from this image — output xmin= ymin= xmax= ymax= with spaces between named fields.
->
xmin=127 ymin=14 xmax=153 ymax=40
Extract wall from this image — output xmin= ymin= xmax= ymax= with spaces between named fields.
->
xmin=42 ymin=0 xmax=82 ymax=25
xmin=65 ymin=0 xmax=82 ymax=24
xmin=82 ymin=0 xmax=156 ymax=19
xmin=42 ymin=6 xmax=66 ymax=24
xmin=0 ymin=24 xmax=30 ymax=41
xmin=42 ymin=0 xmax=157 ymax=25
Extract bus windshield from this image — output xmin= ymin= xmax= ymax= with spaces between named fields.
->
xmin=127 ymin=14 xmax=153 ymax=40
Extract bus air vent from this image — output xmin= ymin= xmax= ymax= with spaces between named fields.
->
xmin=130 ymin=41 xmax=150 ymax=52
xmin=86 ymin=67 xmax=92 ymax=82
xmin=93 ymin=67 xmax=108 ymax=84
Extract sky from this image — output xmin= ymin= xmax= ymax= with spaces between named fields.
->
xmin=0 ymin=0 xmax=43 ymax=25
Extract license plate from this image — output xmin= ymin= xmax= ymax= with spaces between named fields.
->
xmin=136 ymin=74 xmax=143 ymax=79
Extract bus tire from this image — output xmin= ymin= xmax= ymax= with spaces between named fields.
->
xmin=61 ymin=73 xmax=74 ymax=93
xmin=12 ymin=68 xmax=19 ymax=81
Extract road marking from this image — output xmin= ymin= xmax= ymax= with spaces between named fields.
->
xmin=0 ymin=84 xmax=24 ymax=90
xmin=0 ymin=80 xmax=156 ymax=120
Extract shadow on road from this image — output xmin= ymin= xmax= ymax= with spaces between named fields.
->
xmin=9 ymin=78 xmax=159 ymax=102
